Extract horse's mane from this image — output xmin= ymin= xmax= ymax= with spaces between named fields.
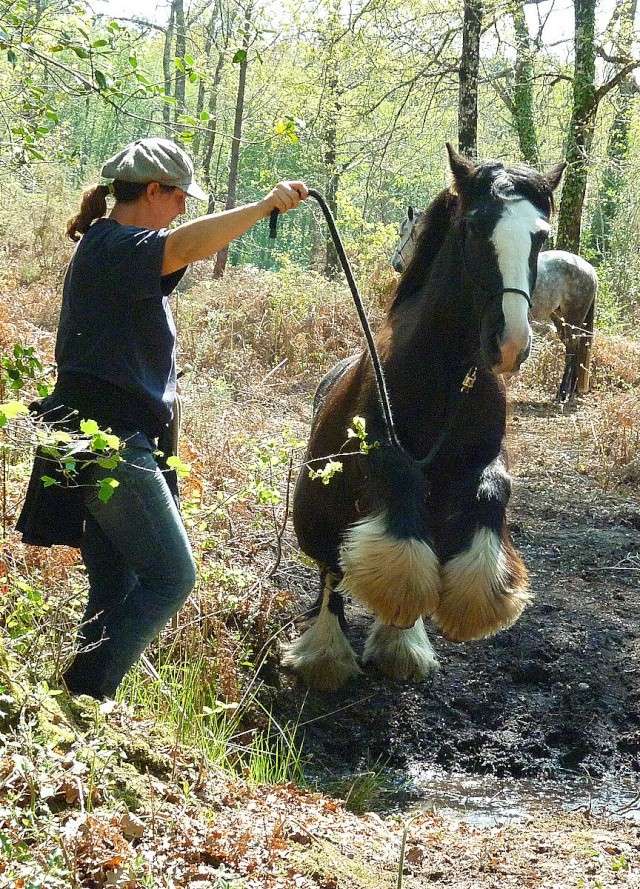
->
xmin=390 ymin=188 xmax=457 ymax=310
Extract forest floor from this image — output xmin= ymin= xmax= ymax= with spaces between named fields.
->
xmin=2 ymin=267 xmax=640 ymax=886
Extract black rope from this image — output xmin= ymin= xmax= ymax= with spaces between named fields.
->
xmin=270 ymin=192 xmax=405 ymax=454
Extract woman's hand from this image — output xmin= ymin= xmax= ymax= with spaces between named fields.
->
xmin=258 ymin=181 xmax=309 ymax=217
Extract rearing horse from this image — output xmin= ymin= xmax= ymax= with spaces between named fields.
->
xmin=286 ymin=144 xmax=564 ymax=692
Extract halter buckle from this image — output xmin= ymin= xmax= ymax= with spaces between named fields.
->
xmin=461 ymin=367 xmax=477 ymax=392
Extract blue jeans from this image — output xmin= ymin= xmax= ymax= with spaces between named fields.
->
xmin=62 ymin=447 xmax=196 ymax=699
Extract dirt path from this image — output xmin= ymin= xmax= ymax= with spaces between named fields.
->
xmin=273 ymin=392 xmax=640 ymax=793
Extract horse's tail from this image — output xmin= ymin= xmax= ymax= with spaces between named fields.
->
xmin=338 ymin=446 xmax=441 ymax=628
xmin=576 ymin=292 xmax=596 ymax=395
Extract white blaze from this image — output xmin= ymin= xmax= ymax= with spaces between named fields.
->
xmin=490 ymin=199 xmax=550 ymax=346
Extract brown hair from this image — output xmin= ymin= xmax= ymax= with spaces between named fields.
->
xmin=66 ymin=180 xmax=176 ymax=241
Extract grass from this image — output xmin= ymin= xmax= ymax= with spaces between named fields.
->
xmin=324 ymin=759 xmax=399 ymax=815
xmin=118 ymin=643 xmax=305 ymax=786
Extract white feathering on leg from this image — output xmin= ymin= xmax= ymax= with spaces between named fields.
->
xmin=339 ymin=512 xmax=441 ymax=628
xmin=282 ymin=578 xmax=360 ymax=692
xmin=433 ymin=527 xmax=531 ymax=642
xmin=363 ymin=617 xmax=439 ymax=681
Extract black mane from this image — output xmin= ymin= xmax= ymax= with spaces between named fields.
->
xmin=390 ymin=188 xmax=457 ymax=309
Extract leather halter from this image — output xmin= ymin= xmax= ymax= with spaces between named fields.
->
xmin=501 ymin=286 xmax=532 ymax=309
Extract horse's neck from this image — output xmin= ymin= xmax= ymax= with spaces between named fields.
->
xmin=384 ymin=229 xmax=478 ymax=382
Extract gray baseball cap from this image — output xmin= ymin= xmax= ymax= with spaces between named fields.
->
xmin=101 ymin=137 xmax=208 ymax=201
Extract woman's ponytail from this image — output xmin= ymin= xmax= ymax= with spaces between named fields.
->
xmin=66 ymin=184 xmax=110 ymax=242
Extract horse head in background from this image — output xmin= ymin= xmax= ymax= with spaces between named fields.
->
xmin=286 ymin=144 xmax=565 ymax=692
xmin=390 ymin=206 xmax=425 ymax=273
xmin=391 ymin=202 xmax=597 ymax=401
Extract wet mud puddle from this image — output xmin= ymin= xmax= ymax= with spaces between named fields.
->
xmin=401 ymin=765 xmax=640 ymax=826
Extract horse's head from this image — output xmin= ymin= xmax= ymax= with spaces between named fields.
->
xmin=391 ymin=206 xmax=424 ymax=273
xmin=447 ymin=143 xmax=565 ymax=375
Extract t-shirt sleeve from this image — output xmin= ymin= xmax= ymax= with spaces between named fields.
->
xmin=104 ymin=225 xmax=186 ymax=300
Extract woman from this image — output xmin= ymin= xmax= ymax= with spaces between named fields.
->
xmin=17 ymin=137 xmax=308 ymax=700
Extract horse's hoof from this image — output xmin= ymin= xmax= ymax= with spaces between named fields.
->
xmin=281 ymin=612 xmax=361 ymax=692
xmin=434 ymin=528 xmax=531 ymax=641
xmin=363 ymin=617 xmax=439 ymax=682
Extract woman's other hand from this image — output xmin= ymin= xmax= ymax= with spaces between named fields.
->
xmin=259 ymin=181 xmax=308 ymax=216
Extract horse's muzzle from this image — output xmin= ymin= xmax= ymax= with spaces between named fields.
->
xmin=494 ymin=337 xmax=531 ymax=374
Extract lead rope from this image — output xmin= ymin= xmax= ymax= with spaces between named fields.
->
xmin=270 ymin=190 xmax=407 ymax=456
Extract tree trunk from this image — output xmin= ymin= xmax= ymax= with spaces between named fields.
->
xmin=458 ymin=0 xmax=483 ymax=158
xmin=193 ymin=11 xmax=216 ymax=156
xmin=512 ymin=0 xmax=540 ymax=167
xmin=588 ymin=0 xmax=638 ymax=259
xmin=556 ymin=0 xmax=597 ymax=253
xmin=201 ymin=53 xmax=225 ymax=209
xmin=173 ymin=0 xmax=186 ymax=123
xmin=162 ymin=5 xmax=175 ymax=137
xmin=323 ymin=70 xmax=341 ymax=279
xmin=213 ymin=1 xmax=253 ymax=279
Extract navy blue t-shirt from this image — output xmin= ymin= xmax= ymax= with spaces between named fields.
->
xmin=55 ymin=218 xmax=186 ymax=438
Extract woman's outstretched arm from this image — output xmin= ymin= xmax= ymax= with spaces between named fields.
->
xmin=162 ymin=180 xmax=308 ymax=275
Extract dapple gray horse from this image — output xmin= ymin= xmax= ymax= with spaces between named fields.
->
xmin=392 ymin=207 xmax=598 ymax=400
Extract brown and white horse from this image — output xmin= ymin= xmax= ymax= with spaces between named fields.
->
xmin=286 ymin=144 xmax=564 ymax=691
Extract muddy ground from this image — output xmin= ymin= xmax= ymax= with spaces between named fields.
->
xmin=272 ymin=391 xmax=640 ymax=793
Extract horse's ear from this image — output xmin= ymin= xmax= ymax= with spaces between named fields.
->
xmin=446 ymin=142 xmax=474 ymax=193
xmin=408 ymin=206 xmax=414 ymax=221
xmin=544 ymin=162 xmax=566 ymax=192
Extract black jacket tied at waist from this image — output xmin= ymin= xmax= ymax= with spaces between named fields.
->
xmin=16 ymin=390 xmax=179 ymax=548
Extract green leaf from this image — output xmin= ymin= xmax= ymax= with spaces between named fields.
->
xmin=232 ymin=49 xmax=247 ymax=64
xmin=7 ymin=49 xmax=16 ymax=66
xmin=184 ymin=53 xmax=194 ymax=66
xmin=97 ymin=478 xmax=119 ymax=503
xmin=80 ymin=419 xmax=100 ymax=435
xmin=92 ymin=38 xmax=109 ymax=48
xmin=199 ymin=110 xmax=210 ymax=121
xmin=40 ymin=475 xmax=58 ymax=488
xmin=0 ymin=401 xmax=28 ymax=420
xmin=95 ymin=70 xmax=108 ymax=90
xmin=96 ymin=454 xmax=120 ymax=469
xmin=128 ymin=54 xmax=137 ymax=69
xmin=166 ymin=455 xmax=190 ymax=477
xmin=71 ymin=45 xmax=89 ymax=59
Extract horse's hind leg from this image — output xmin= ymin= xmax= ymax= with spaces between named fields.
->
xmin=282 ymin=569 xmax=361 ymax=692
xmin=363 ymin=617 xmax=439 ymax=681
xmin=557 ymin=343 xmax=578 ymax=402
xmin=432 ymin=456 xmax=531 ymax=642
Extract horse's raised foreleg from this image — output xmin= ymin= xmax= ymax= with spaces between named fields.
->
xmin=432 ymin=456 xmax=531 ymax=642
xmin=281 ymin=569 xmax=361 ymax=692
xmin=363 ymin=616 xmax=439 ymax=681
